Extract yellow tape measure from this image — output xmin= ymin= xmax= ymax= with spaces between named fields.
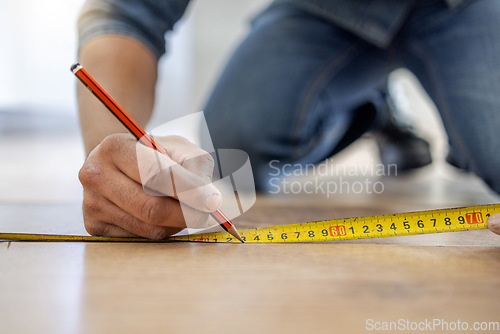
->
xmin=1 ymin=204 xmax=498 ymax=243
xmin=172 ymin=203 xmax=500 ymax=243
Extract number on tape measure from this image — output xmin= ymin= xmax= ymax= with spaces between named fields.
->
xmin=170 ymin=204 xmax=500 ymax=243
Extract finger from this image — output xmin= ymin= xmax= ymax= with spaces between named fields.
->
xmin=96 ymin=133 xmax=222 ymax=213
xmin=95 ymin=180 xmax=213 ymax=230
xmin=83 ymin=192 xmax=140 ymax=238
xmin=79 ymin=160 xmax=189 ymax=228
xmin=83 ymin=191 xmax=183 ymax=239
xmin=96 ymin=133 xmax=142 ymax=183
xmin=86 ymin=221 xmax=140 ymax=238
xmin=102 ymin=133 xmax=213 ymax=184
xmin=155 ymin=135 xmax=216 ymax=182
xmin=487 ymin=214 xmax=500 ymax=235
xmin=134 ymin=141 xmax=222 ymax=212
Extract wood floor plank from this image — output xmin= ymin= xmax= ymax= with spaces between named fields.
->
xmin=1 ymin=241 xmax=499 ymax=334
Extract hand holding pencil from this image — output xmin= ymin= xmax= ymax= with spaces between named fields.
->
xmin=73 ymin=63 xmax=243 ymax=242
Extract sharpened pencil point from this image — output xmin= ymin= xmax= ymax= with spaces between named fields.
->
xmin=227 ymin=226 xmax=244 ymax=243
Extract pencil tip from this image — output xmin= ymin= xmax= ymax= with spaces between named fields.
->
xmin=227 ymin=226 xmax=244 ymax=243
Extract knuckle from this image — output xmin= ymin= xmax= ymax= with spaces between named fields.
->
xmin=147 ymin=227 xmax=170 ymax=240
xmin=84 ymin=221 xmax=97 ymax=236
xmin=100 ymin=133 xmax=134 ymax=154
xmin=82 ymin=194 xmax=101 ymax=214
xmin=199 ymin=154 xmax=215 ymax=171
xmin=85 ymin=220 xmax=107 ymax=236
xmin=82 ymin=198 xmax=108 ymax=236
xmin=78 ymin=161 xmax=103 ymax=186
xmin=98 ymin=135 xmax=117 ymax=154
xmin=181 ymin=152 xmax=215 ymax=176
xmin=101 ymin=133 xmax=124 ymax=147
xmin=140 ymin=197 xmax=164 ymax=224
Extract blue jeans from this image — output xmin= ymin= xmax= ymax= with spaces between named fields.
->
xmin=204 ymin=0 xmax=500 ymax=193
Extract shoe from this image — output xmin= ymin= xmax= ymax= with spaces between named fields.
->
xmin=374 ymin=121 xmax=432 ymax=175
xmin=370 ymin=81 xmax=433 ymax=174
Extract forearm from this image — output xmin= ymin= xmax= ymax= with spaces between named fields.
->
xmin=77 ymin=35 xmax=158 ymax=155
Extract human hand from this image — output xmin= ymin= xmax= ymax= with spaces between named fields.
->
xmin=79 ymin=133 xmax=221 ymax=239
xmin=487 ymin=214 xmax=500 ymax=235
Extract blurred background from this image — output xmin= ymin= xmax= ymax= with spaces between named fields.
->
xmin=0 ymin=0 xmax=272 ymax=204
xmin=0 ymin=0 xmax=496 ymax=209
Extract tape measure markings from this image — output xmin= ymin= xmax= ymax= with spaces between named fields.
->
xmin=170 ymin=203 xmax=500 ymax=243
xmin=0 ymin=204 xmax=498 ymax=243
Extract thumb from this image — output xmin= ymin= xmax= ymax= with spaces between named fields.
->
xmin=487 ymin=214 xmax=500 ymax=235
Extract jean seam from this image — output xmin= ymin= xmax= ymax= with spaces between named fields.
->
xmin=403 ymin=39 xmax=477 ymax=172
xmin=289 ymin=43 xmax=365 ymax=156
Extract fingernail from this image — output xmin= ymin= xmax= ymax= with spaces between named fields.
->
xmin=205 ymin=193 xmax=222 ymax=212
xmin=487 ymin=214 xmax=500 ymax=235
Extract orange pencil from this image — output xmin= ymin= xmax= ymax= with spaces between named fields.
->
xmin=71 ymin=63 xmax=244 ymax=243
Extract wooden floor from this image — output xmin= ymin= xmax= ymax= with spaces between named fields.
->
xmin=1 ymin=112 xmax=500 ymax=334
